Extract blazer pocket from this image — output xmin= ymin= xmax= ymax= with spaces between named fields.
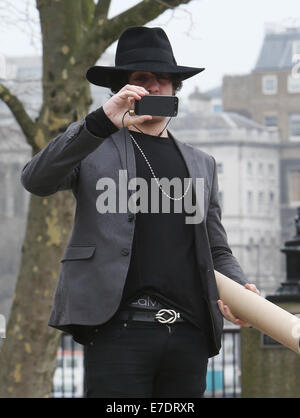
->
xmin=60 ymin=245 xmax=96 ymax=262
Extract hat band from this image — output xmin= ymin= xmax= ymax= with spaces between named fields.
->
xmin=116 ymin=47 xmax=176 ymax=66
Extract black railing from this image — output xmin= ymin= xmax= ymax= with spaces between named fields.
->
xmin=205 ymin=326 xmax=241 ymax=397
xmin=52 ymin=326 xmax=241 ymax=398
xmin=52 ymin=335 xmax=85 ymax=398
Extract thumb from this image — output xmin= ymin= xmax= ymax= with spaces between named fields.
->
xmin=129 ymin=114 xmax=153 ymax=126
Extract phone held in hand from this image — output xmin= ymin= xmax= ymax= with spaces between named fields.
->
xmin=134 ymin=94 xmax=179 ymax=117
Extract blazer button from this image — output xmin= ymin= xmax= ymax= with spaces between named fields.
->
xmin=128 ymin=214 xmax=135 ymax=222
xmin=121 ymin=248 xmax=130 ymax=256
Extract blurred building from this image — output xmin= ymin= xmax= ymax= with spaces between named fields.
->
xmin=172 ymin=91 xmax=282 ymax=294
xmin=222 ymin=24 xmax=300 ymax=244
xmin=203 ymin=85 xmax=223 ymax=113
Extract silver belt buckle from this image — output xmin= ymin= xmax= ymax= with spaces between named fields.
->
xmin=155 ymin=309 xmax=180 ymax=324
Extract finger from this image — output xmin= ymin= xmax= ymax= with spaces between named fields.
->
xmin=118 ymin=90 xmax=144 ymax=101
xmin=129 ymin=114 xmax=153 ymax=125
xmin=119 ymin=84 xmax=149 ymax=96
xmin=223 ymin=305 xmax=238 ymax=323
xmin=217 ymin=299 xmax=226 ymax=316
xmin=217 ymin=300 xmax=237 ymax=323
xmin=121 ymin=110 xmax=152 ymax=128
xmin=128 ymin=97 xmax=135 ymax=108
xmin=218 ymin=300 xmax=252 ymax=327
xmin=235 ymin=318 xmax=252 ymax=327
xmin=245 ymin=283 xmax=260 ymax=295
xmin=127 ymin=84 xmax=149 ymax=94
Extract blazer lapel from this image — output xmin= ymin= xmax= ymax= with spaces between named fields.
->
xmin=111 ymin=127 xmax=136 ymax=189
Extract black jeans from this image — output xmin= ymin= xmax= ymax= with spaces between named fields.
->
xmin=83 ymin=318 xmax=209 ymax=398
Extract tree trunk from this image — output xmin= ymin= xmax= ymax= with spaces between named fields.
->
xmin=0 ymin=190 xmax=76 ymax=397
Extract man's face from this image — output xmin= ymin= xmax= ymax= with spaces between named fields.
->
xmin=128 ymin=71 xmax=174 ymax=96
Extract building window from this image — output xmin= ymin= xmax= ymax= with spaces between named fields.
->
xmin=247 ymin=161 xmax=252 ymax=176
xmin=292 ymin=40 xmax=300 ymax=58
xmin=258 ymin=191 xmax=264 ymax=212
xmin=247 ymin=238 xmax=256 ymax=273
xmin=264 ymin=114 xmax=277 ymax=128
xmin=289 ymin=114 xmax=300 ymax=141
xmin=287 ymin=74 xmax=300 ymax=93
xmin=213 ymin=104 xmax=222 ymax=113
xmin=262 ymin=75 xmax=277 ymax=95
xmin=247 ymin=191 xmax=253 ymax=213
xmin=258 ymin=162 xmax=264 ymax=176
xmin=269 ymin=191 xmax=274 ymax=210
xmin=288 ymin=170 xmax=300 ymax=206
xmin=217 ymin=163 xmax=223 ymax=174
xmin=268 ymin=163 xmax=275 ymax=176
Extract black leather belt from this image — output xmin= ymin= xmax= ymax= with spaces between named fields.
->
xmin=117 ymin=308 xmax=185 ymax=324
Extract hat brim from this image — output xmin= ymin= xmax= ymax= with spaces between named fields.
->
xmin=86 ymin=63 xmax=205 ymax=88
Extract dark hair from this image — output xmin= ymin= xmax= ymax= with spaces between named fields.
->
xmin=109 ymin=71 xmax=183 ymax=95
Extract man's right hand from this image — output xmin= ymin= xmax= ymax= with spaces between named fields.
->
xmin=103 ymin=84 xmax=152 ymax=129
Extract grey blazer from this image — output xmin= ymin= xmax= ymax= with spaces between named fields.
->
xmin=21 ymin=118 xmax=247 ymax=357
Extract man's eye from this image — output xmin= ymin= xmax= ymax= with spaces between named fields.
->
xmin=156 ymin=73 xmax=171 ymax=81
xmin=135 ymin=75 xmax=147 ymax=82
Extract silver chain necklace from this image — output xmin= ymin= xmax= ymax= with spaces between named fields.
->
xmin=129 ymin=133 xmax=191 ymax=201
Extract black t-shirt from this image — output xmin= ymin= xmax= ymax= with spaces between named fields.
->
xmin=85 ymin=108 xmax=209 ymax=330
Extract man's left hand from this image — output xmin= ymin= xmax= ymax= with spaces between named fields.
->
xmin=217 ymin=283 xmax=260 ymax=327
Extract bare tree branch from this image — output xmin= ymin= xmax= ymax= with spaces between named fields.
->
xmin=93 ymin=0 xmax=112 ymax=21
xmin=0 ymin=0 xmax=41 ymax=53
xmin=110 ymin=0 xmax=192 ymax=26
xmin=74 ymin=0 xmax=193 ymax=69
xmin=0 ymin=83 xmax=36 ymax=147
xmin=80 ymin=0 xmax=96 ymax=31
xmin=157 ymin=0 xmax=201 ymax=38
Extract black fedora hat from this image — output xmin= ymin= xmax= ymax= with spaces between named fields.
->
xmin=86 ymin=26 xmax=205 ymax=88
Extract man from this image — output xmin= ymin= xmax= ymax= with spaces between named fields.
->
xmin=21 ymin=26 xmax=258 ymax=398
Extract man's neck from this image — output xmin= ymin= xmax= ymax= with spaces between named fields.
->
xmin=129 ymin=117 xmax=169 ymax=138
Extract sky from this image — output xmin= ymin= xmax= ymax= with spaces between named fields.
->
xmin=0 ymin=0 xmax=299 ymax=98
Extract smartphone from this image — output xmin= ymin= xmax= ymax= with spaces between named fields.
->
xmin=134 ymin=94 xmax=179 ymax=117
